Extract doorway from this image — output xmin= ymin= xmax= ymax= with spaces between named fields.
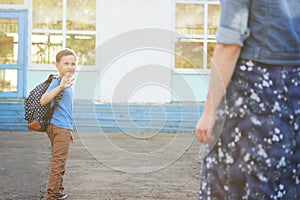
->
xmin=0 ymin=10 xmax=27 ymax=98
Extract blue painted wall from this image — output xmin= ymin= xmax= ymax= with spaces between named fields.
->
xmin=26 ymin=70 xmax=98 ymax=101
xmin=171 ymin=73 xmax=209 ymax=102
xmin=27 ymin=71 xmax=210 ymax=103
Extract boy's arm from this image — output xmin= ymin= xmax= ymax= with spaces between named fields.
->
xmin=195 ymin=43 xmax=241 ymax=144
xmin=40 ymin=84 xmax=64 ymax=105
xmin=40 ymin=73 xmax=74 ymax=105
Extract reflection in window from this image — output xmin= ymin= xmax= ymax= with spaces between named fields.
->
xmin=67 ymin=0 xmax=96 ymax=31
xmin=31 ymin=33 xmax=63 ymax=64
xmin=0 ymin=69 xmax=17 ymax=92
xmin=208 ymin=5 xmax=220 ymax=35
xmin=175 ymin=38 xmax=203 ymax=69
xmin=176 ymin=4 xmax=204 ymax=35
xmin=207 ymin=41 xmax=216 ymax=66
xmin=0 ymin=18 xmax=18 ymax=64
xmin=31 ymin=0 xmax=96 ymax=66
xmin=0 ymin=0 xmax=24 ymax=4
xmin=32 ymin=0 xmax=63 ymax=30
xmin=66 ymin=34 xmax=95 ymax=65
xmin=175 ymin=2 xmax=220 ymax=69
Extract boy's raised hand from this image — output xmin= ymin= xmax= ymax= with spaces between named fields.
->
xmin=60 ymin=72 xmax=75 ymax=89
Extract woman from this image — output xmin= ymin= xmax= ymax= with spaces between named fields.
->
xmin=196 ymin=0 xmax=300 ymax=199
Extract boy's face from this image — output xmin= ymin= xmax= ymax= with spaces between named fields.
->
xmin=56 ymin=55 xmax=76 ymax=77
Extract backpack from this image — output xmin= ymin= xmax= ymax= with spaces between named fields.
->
xmin=24 ymin=74 xmax=63 ymax=132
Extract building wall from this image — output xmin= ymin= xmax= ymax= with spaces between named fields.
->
xmin=171 ymin=73 xmax=209 ymax=102
xmin=3 ymin=0 xmax=208 ymax=103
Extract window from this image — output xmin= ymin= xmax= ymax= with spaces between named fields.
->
xmin=0 ymin=18 xmax=18 ymax=64
xmin=0 ymin=69 xmax=17 ymax=92
xmin=174 ymin=1 xmax=220 ymax=70
xmin=31 ymin=0 xmax=96 ymax=67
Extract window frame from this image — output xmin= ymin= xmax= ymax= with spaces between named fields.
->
xmin=0 ymin=0 xmax=28 ymax=9
xmin=173 ymin=0 xmax=220 ymax=74
xmin=28 ymin=0 xmax=97 ymax=71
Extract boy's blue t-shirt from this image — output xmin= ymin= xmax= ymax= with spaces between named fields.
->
xmin=47 ymin=78 xmax=73 ymax=130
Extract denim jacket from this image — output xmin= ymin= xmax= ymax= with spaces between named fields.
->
xmin=216 ymin=0 xmax=300 ymax=65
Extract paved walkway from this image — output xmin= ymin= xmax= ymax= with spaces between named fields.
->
xmin=0 ymin=130 xmax=202 ymax=200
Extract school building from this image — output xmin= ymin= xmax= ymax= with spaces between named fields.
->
xmin=0 ymin=0 xmax=220 ymax=132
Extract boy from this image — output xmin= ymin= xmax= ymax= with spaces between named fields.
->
xmin=40 ymin=48 xmax=76 ymax=200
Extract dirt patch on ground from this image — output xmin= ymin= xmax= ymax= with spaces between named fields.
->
xmin=0 ymin=131 xmax=202 ymax=200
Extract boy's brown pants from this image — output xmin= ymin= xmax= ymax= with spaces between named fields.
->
xmin=46 ymin=124 xmax=71 ymax=200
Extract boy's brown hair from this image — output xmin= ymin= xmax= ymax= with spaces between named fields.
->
xmin=56 ymin=48 xmax=77 ymax=63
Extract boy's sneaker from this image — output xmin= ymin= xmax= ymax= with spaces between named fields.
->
xmin=57 ymin=192 xmax=68 ymax=200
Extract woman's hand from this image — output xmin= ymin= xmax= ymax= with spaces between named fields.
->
xmin=195 ymin=112 xmax=215 ymax=144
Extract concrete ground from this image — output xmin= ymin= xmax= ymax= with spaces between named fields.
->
xmin=0 ymin=130 xmax=203 ymax=200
